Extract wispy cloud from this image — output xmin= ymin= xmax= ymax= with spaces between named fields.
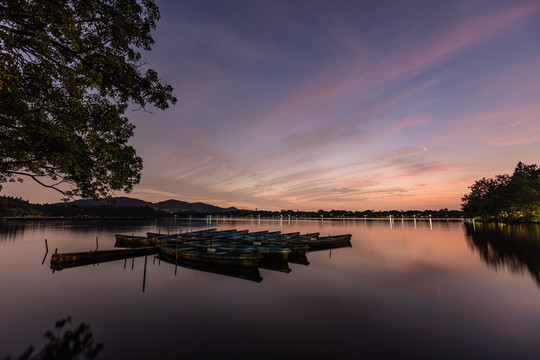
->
xmin=11 ymin=1 xmax=540 ymax=210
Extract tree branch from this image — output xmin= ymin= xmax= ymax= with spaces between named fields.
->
xmin=7 ymin=171 xmax=67 ymax=195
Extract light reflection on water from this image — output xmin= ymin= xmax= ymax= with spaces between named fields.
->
xmin=1 ymin=219 xmax=540 ymax=359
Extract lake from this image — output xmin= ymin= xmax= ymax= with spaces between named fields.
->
xmin=1 ymin=218 xmax=540 ymax=359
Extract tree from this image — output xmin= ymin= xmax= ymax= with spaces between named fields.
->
xmin=0 ymin=0 xmax=176 ymax=200
xmin=462 ymin=162 xmax=540 ymax=222
xmin=5 ymin=316 xmax=103 ymax=360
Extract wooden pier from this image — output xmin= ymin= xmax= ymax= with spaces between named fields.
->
xmin=50 ymin=247 xmax=158 ymax=270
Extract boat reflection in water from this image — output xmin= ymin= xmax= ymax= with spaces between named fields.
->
xmin=287 ymin=254 xmax=310 ymax=265
xmin=158 ymin=253 xmax=263 ymax=283
xmin=259 ymin=259 xmax=292 ymax=273
xmin=465 ymin=222 xmax=540 ymax=287
xmin=49 ymin=230 xmax=353 ymax=285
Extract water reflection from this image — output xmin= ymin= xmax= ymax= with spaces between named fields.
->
xmin=46 ymin=227 xmax=353 ymax=287
xmin=465 ymin=223 xmax=540 ymax=287
xmin=0 ymin=221 xmax=27 ymax=242
xmin=158 ymin=254 xmax=263 ymax=282
xmin=4 ymin=317 xmax=102 ymax=360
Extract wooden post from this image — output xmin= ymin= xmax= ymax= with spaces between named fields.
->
xmin=44 ymin=239 xmax=48 ymax=252
xmin=96 ymin=237 xmax=99 ymax=251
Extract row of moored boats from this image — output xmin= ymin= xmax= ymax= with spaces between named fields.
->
xmin=114 ymin=228 xmax=352 ymax=268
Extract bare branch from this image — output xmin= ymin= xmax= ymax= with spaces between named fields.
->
xmin=7 ymin=171 xmax=67 ymax=195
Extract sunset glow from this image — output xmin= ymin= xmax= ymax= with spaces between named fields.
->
xmin=5 ymin=0 xmax=540 ymax=210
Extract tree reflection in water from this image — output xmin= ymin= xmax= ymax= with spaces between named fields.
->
xmin=465 ymin=222 xmax=540 ymax=286
xmin=4 ymin=317 xmax=103 ymax=360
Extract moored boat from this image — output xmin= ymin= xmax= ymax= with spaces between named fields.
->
xmin=115 ymin=234 xmax=158 ymax=247
xmin=284 ymin=234 xmax=352 ymax=251
xmin=226 ymin=230 xmax=271 ymax=240
xmin=232 ymin=239 xmax=309 ymax=256
xmin=185 ymin=241 xmax=292 ymax=261
xmin=146 ymin=232 xmax=181 ymax=241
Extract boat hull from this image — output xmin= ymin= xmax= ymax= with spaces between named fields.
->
xmin=114 ymin=234 xmax=161 ymax=247
xmin=285 ymin=234 xmax=352 ymax=251
xmin=185 ymin=241 xmax=292 ymax=262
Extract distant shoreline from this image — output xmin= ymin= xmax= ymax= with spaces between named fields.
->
xmin=2 ymin=216 xmax=465 ymax=222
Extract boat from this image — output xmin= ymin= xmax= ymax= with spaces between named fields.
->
xmin=158 ymin=244 xmax=263 ymax=268
xmin=185 ymin=241 xmax=292 ymax=261
xmin=178 ymin=229 xmax=249 ymax=241
xmin=263 ymin=231 xmax=300 ymax=240
xmin=114 ymin=234 xmax=159 ymax=247
xmin=268 ymin=232 xmax=319 ymax=241
xmin=178 ymin=228 xmax=221 ymax=240
xmin=226 ymin=230 xmax=270 ymax=240
xmin=146 ymin=232 xmax=181 ymax=241
xmin=228 ymin=238 xmax=309 ymax=256
xmin=284 ymin=234 xmax=352 ymax=251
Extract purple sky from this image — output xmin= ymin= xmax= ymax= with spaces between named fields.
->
xmin=5 ymin=0 xmax=540 ymax=210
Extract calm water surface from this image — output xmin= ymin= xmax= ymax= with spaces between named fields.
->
xmin=1 ymin=218 xmax=540 ymax=359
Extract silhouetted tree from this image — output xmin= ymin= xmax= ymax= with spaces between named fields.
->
xmin=462 ymin=162 xmax=540 ymax=222
xmin=4 ymin=316 xmax=103 ymax=360
xmin=0 ymin=0 xmax=176 ymax=200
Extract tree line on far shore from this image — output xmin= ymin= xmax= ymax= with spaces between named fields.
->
xmin=461 ymin=162 xmax=540 ymax=223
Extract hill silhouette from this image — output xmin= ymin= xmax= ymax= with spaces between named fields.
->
xmin=72 ymin=197 xmax=237 ymax=213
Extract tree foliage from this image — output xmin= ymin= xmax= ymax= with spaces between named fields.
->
xmin=5 ymin=316 xmax=103 ymax=360
xmin=0 ymin=0 xmax=176 ymax=200
xmin=462 ymin=162 xmax=540 ymax=222
xmin=0 ymin=194 xmax=40 ymax=216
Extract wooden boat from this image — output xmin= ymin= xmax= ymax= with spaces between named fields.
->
xmin=284 ymin=234 xmax=352 ymax=251
xmin=268 ymin=232 xmax=319 ymax=241
xmin=263 ymin=231 xmax=300 ymax=240
xmin=158 ymin=244 xmax=263 ymax=268
xmin=229 ymin=239 xmax=309 ymax=256
xmin=50 ymin=247 xmax=158 ymax=270
xmin=114 ymin=234 xmax=159 ymax=247
xmin=178 ymin=228 xmax=221 ymax=240
xmin=185 ymin=241 xmax=292 ymax=261
xmin=211 ymin=229 xmax=249 ymax=239
xmin=226 ymin=230 xmax=270 ymax=240
xmin=178 ymin=229 xmax=247 ymax=241
xmin=146 ymin=232 xmax=181 ymax=241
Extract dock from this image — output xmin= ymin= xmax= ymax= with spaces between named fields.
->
xmin=50 ymin=247 xmax=158 ymax=270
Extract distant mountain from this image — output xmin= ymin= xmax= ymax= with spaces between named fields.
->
xmin=71 ymin=197 xmax=237 ymax=213
xmin=74 ymin=197 xmax=152 ymax=207
xmin=154 ymin=199 xmax=237 ymax=213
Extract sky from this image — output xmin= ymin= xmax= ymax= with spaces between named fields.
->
xmin=4 ymin=0 xmax=540 ymax=211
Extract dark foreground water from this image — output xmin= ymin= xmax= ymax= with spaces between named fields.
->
xmin=1 ymin=218 xmax=540 ymax=359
